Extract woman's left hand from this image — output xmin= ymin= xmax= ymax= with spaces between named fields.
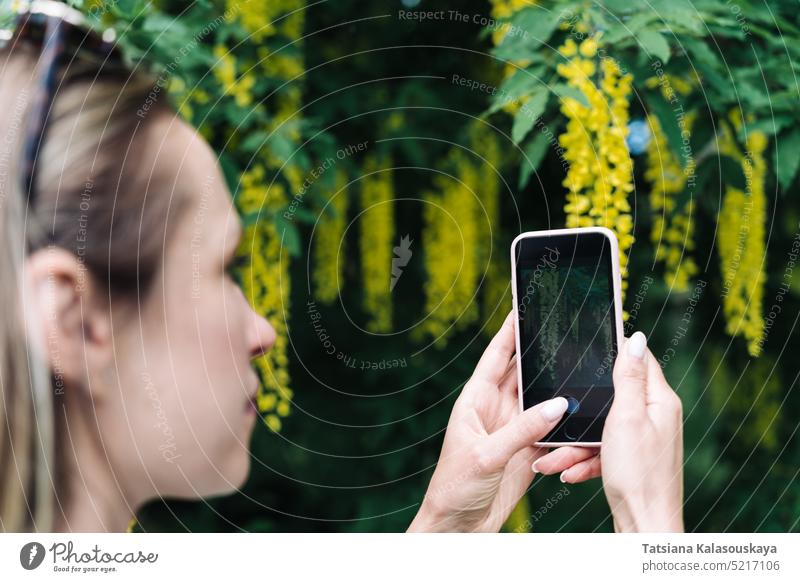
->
xmin=408 ymin=310 xmax=598 ymax=532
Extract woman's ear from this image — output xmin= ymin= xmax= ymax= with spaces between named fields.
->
xmin=24 ymin=247 xmax=113 ymax=402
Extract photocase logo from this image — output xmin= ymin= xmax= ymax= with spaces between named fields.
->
xmin=20 ymin=542 xmax=46 ymax=570
xmin=390 ymin=234 xmax=413 ymax=291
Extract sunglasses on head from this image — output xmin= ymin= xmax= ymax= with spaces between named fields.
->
xmin=6 ymin=0 xmax=122 ymax=205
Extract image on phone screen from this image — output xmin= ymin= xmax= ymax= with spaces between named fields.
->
xmin=513 ymin=231 xmax=619 ymax=443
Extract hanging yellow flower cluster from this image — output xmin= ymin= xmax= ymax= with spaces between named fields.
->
xmin=556 ymin=36 xmax=634 ymax=295
xmin=313 ymin=169 xmax=349 ymax=304
xmin=212 ymin=44 xmax=256 ymax=107
xmin=360 ymin=155 xmax=395 ymax=333
xmin=234 ymin=167 xmax=293 ymax=432
xmin=232 ymin=0 xmax=304 ymax=42
xmin=644 ymin=113 xmax=699 ymax=292
xmin=708 ymin=349 xmax=780 ymax=450
xmin=226 ymin=1 xmax=307 ymax=430
xmin=416 ymin=123 xmax=508 ymax=344
xmin=419 ymin=146 xmax=483 ymax=343
xmin=468 ymin=125 xmax=512 ymax=337
xmin=717 ymin=113 xmax=768 ymax=356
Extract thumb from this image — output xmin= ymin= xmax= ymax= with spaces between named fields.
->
xmin=612 ymin=331 xmax=649 ymax=413
xmin=479 ymin=397 xmax=569 ymax=472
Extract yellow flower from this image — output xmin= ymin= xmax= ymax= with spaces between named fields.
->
xmin=645 ymin=112 xmax=698 ymax=292
xmin=228 ymin=0 xmax=305 ymax=46
xmin=559 ymin=38 xmax=578 ymax=58
xmin=556 ymin=37 xmax=635 ymax=295
xmin=162 ymin=4 xmax=310 ymax=438
xmin=313 ymin=169 xmax=349 ymax=303
xmin=235 ymin=164 xmax=294 ymax=430
xmin=212 ymin=44 xmax=257 ymax=107
xmin=579 ymin=38 xmax=598 ymax=58
xmin=360 ymin=155 xmax=394 ymax=333
xmin=717 ymin=117 xmax=768 ymax=356
xmin=265 ymin=414 xmax=282 ymax=432
xmin=418 ymin=141 xmax=484 ymax=343
xmin=709 ymin=349 xmax=780 ymax=450
xmin=419 ymin=122 xmax=507 ymax=344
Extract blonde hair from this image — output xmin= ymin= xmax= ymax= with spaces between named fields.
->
xmin=0 ymin=34 xmax=177 ymax=531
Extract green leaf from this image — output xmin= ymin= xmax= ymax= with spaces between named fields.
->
xmin=600 ymin=0 xmax=636 ymax=12
xmin=218 ymin=153 xmax=241 ymax=197
xmin=638 ymin=29 xmax=671 ymax=64
xmin=511 ymin=90 xmax=549 ymax=144
xmin=655 ymin=1 xmax=705 ymax=34
xmin=647 ymin=95 xmax=687 ymax=168
xmin=491 ymin=6 xmax=560 ymax=61
xmin=681 ymin=37 xmax=727 ymax=94
xmin=489 ymin=66 xmax=546 ymax=115
xmin=240 ymin=131 xmax=271 ymax=153
xmin=776 ymin=128 xmax=800 ymax=191
xmin=745 ymin=116 xmax=794 ymax=137
xmin=292 ymin=207 xmax=318 ymax=223
xmin=551 ymin=83 xmax=589 ymax=107
xmin=275 ymin=214 xmax=302 ymax=256
xmin=518 ymin=131 xmax=551 ymax=190
xmin=720 ymin=155 xmax=747 ymax=192
xmin=267 ymin=131 xmax=297 ymax=165
xmin=602 ymin=12 xmax=657 ymax=44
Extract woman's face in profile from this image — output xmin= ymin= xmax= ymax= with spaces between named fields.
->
xmin=105 ymin=116 xmax=276 ymax=500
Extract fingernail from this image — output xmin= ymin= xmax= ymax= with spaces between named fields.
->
xmin=531 ymin=460 xmax=540 ymax=473
xmin=541 ymin=397 xmax=568 ymax=422
xmin=627 ymin=331 xmax=647 ymax=360
xmin=559 ymin=472 xmax=568 ymax=483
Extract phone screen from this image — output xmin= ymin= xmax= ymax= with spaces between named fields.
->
xmin=513 ymin=231 xmax=618 ymax=443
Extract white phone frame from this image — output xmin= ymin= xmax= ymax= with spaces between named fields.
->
xmin=510 ymin=226 xmax=625 ymax=447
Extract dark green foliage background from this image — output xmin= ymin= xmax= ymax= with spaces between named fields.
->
xmin=102 ymin=1 xmax=800 ymax=532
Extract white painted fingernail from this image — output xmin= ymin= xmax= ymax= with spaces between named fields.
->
xmin=627 ymin=331 xmax=647 ymax=360
xmin=560 ymin=472 xmax=568 ymax=483
xmin=531 ymin=460 xmax=540 ymax=473
xmin=541 ymin=397 xmax=568 ymax=422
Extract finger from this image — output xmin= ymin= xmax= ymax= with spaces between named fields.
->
xmin=560 ymin=455 xmax=602 ymax=484
xmin=471 ymin=309 xmax=517 ymax=386
xmin=644 ymin=350 xmax=678 ymax=403
xmin=495 ymin=445 xmax=540 ymax=513
xmin=644 ymin=350 xmax=684 ymax=426
xmin=531 ymin=446 xmax=598 ymax=475
xmin=478 ymin=397 xmax=568 ymax=472
xmin=499 ymin=354 xmax=519 ymax=393
xmin=611 ymin=331 xmax=649 ymax=413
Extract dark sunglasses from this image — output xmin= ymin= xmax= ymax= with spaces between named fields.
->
xmin=7 ymin=0 xmax=121 ymax=204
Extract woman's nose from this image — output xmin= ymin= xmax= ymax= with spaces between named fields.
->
xmin=249 ymin=310 xmax=276 ymax=360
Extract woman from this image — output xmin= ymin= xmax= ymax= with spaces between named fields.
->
xmin=0 ymin=2 xmax=683 ymax=533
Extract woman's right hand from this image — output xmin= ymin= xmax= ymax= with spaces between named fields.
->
xmin=532 ymin=331 xmax=685 ymax=532
xmin=602 ymin=331 xmax=684 ymax=532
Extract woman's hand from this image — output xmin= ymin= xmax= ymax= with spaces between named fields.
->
xmin=408 ymin=310 xmax=592 ymax=532
xmin=603 ymin=332 xmax=684 ymax=532
xmin=531 ymin=331 xmax=685 ymax=532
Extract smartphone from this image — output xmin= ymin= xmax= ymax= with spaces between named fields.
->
xmin=510 ymin=227 xmax=624 ymax=446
